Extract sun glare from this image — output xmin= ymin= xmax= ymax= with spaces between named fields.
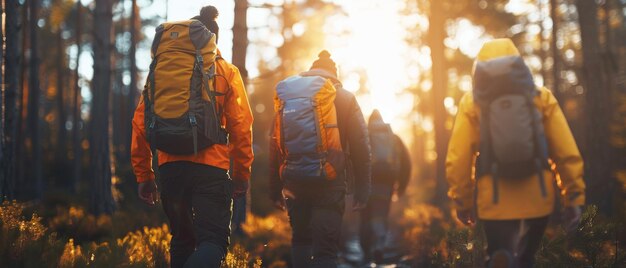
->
xmin=324 ymin=0 xmax=418 ymax=130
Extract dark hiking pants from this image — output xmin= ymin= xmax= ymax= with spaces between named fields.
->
xmin=285 ymin=184 xmax=345 ymax=268
xmin=483 ymin=216 xmax=549 ymax=268
xmin=359 ymin=184 xmax=393 ymax=263
xmin=159 ymin=161 xmax=233 ymax=268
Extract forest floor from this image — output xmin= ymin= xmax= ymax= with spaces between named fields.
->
xmin=1 ymin=170 xmax=625 ymax=267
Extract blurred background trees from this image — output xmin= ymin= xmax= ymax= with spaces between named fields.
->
xmin=0 ymin=0 xmax=623 ymax=222
xmin=0 ymin=0 xmax=624 ymax=265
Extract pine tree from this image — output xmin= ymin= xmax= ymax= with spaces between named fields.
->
xmin=28 ymin=0 xmax=43 ymax=199
xmin=232 ymin=0 xmax=249 ymax=80
xmin=576 ymin=0 xmax=612 ymax=214
xmin=90 ymin=0 xmax=115 ymax=215
xmin=72 ymin=0 xmax=83 ymax=193
xmin=4 ymin=0 xmax=20 ymax=200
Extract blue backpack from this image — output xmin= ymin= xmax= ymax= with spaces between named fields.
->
xmin=272 ymin=73 xmax=345 ymax=182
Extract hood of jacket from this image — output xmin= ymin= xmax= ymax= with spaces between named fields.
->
xmin=368 ymin=109 xmax=389 ymax=132
xmin=472 ymin=38 xmax=537 ymax=105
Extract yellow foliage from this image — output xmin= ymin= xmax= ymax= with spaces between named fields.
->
xmin=400 ymin=203 xmax=445 ymax=234
xmin=242 ymin=212 xmax=291 ymax=247
xmin=222 ymin=244 xmax=262 ymax=268
xmin=0 ymin=200 xmax=23 ymax=230
xmin=59 ymin=238 xmax=85 ymax=268
xmin=116 ymin=224 xmax=171 ymax=267
xmin=0 ymin=201 xmax=47 ymax=258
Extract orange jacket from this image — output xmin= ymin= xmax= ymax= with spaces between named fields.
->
xmin=131 ymin=51 xmax=254 ymax=184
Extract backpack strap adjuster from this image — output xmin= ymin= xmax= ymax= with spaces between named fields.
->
xmin=195 ymin=50 xmax=204 ymax=63
xmin=189 ymin=114 xmax=199 ymax=155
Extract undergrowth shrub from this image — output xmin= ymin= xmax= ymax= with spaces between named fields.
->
xmin=0 ymin=201 xmax=258 ymax=268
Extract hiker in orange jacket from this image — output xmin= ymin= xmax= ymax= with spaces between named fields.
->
xmin=446 ymin=39 xmax=585 ymax=268
xmin=131 ymin=6 xmax=253 ymax=268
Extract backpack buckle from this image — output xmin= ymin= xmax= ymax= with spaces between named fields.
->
xmin=149 ymin=116 xmax=156 ymax=129
xmin=196 ymin=55 xmax=203 ymax=63
xmin=189 ymin=114 xmax=198 ymax=126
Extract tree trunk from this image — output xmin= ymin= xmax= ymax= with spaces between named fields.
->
xmin=550 ymin=0 xmax=561 ymax=100
xmin=232 ymin=0 xmax=249 ymax=80
xmin=4 ymin=0 xmax=21 ymax=201
xmin=91 ymin=0 xmax=115 ymax=215
xmin=429 ymin=0 xmax=449 ymax=205
xmin=576 ymin=0 xmax=612 ymax=213
xmin=1 ymin=0 xmax=4 ymax=146
xmin=56 ymin=28 xmax=68 ymax=164
xmin=126 ymin=0 xmax=138 ymax=161
xmin=72 ymin=0 xmax=83 ymax=193
xmin=2 ymin=0 xmax=19 ymax=201
xmin=17 ymin=0 xmax=28 ymax=196
xmin=538 ymin=2 xmax=548 ymax=87
xmin=28 ymin=0 xmax=43 ymax=199
xmin=602 ymin=0 xmax=619 ymax=214
xmin=1 ymin=0 xmax=5 ymax=200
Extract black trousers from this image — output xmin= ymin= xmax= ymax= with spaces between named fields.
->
xmin=285 ymin=183 xmax=346 ymax=268
xmin=483 ymin=216 xmax=549 ymax=268
xmin=159 ymin=161 xmax=233 ymax=268
xmin=359 ymin=183 xmax=393 ymax=263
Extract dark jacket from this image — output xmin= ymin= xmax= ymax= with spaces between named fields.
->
xmin=269 ymin=69 xmax=372 ymax=204
xmin=393 ymin=135 xmax=411 ymax=195
xmin=368 ymin=111 xmax=411 ymax=195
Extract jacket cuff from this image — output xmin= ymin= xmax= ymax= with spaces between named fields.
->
xmin=136 ymin=173 xmax=155 ymax=183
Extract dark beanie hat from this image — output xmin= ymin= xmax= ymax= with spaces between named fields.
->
xmin=310 ymin=50 xmax=338 ymax=77
xmin=193 ymin=6 xmax=219 ymax=44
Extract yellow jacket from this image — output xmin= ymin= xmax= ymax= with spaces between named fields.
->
xmin=446 ymin=39 xmax=585 ymax=220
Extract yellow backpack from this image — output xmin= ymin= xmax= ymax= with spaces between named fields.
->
xmin=143 ymin=20 xmax=227 ymax=156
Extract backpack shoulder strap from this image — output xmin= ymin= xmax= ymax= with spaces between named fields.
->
xmin=476 ymin=102 xmax=500 ymax=203
xmin=150 ymin=24 xmax=165 ymax=56
xmin=524 ymin=92 xmax=548 ymax=198
xmin=143 ymin=24 xmax=165 ymax=180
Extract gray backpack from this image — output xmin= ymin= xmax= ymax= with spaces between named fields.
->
xmin=473 ymin=55 xmax=550 ymax=203
xmin=369 ymin=123 xmax=397 ymax=177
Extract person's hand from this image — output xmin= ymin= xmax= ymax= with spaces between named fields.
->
xmin=233 ymin=180 xmax=248 ymax=199
xmin=138 ymin=180 xmax=158 ymax=206
xmin=352 ymin=201 xmax=367 ymax=212
xmin=273 ymin=198 xmax=286 ymax=211
xmin=456 ymin=209 xmax=476 ymax=226
xmin=563 ymin=205 xmax=582 ymax=232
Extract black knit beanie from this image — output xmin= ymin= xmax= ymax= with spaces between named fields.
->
xmin=193 ymin=6 xmax=219 ymax=44
xmin=310 ymin=50 xmax=338 ymax=77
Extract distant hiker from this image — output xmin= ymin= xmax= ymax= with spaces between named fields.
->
xmin=269 ymin=50 xmax=372 ymax=267
xmin=131 ymin=6 xmax=253 ymax=268
xmin=359 ymin=110 xmax=411 ymax=265
xmin=446 ymin=38 xmax=585 ymax=268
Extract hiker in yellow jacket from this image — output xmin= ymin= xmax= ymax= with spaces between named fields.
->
xmin=446 ymin=38 xmax=585 ymax=268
